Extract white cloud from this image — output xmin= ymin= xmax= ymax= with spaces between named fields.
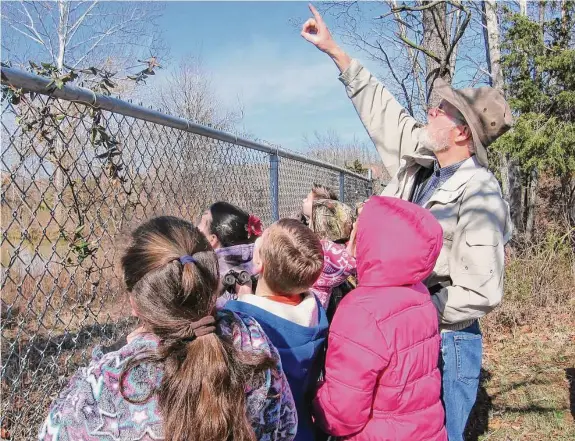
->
xmin=208 ymin=36 xmax=345 ymax=112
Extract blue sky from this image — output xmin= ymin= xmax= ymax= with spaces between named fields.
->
xmin=2 ymin=1 xmax=487 ymax=154
xmin=155 ymin=1 xmax=376 ymax=152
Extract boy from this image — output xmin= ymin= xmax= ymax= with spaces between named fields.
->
xmin=225 ymin=219 xmax=328 ymax=441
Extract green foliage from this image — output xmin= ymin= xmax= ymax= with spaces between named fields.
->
xmin=345 ymin=159 xmax=367 ymax=174
xmin=492 ymin=5 xmax=575 ymax=179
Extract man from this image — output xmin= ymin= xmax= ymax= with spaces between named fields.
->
xmin=301 ymin=4 xmax=512 ymax=441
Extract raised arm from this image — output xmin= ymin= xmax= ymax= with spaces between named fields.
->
xmin=301 ymin=4 xmax=422 ymax=177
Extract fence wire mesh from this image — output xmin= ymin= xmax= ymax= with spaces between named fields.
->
xmin=1 ymin=71 xmax=371 ymax=439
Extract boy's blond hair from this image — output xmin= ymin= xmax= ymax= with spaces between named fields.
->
xmin=260 ymin=219 xmax=324 ymax=294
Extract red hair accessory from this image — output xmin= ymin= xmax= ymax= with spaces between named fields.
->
xmin=246 ymin=214 xmax=263 ymax=238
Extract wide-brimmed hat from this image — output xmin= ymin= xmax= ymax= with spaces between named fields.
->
xmin=434 ymin=78 xmax=513 ymax=167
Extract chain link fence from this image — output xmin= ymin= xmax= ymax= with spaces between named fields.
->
xmin=0 ymin=66 xmax=371 ymax=439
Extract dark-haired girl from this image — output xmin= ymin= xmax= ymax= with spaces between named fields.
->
xmin=39 ymin=216 xmax=297 ymax=441
xmin=197 ymin=201 xmax=263 ymax=307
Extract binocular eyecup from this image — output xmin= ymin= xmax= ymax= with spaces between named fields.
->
xmin=222 ymin=270 xmax=252 ymax=288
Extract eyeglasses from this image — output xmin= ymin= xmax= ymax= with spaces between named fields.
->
xmin=433 ymin=101 xmax=467 ymax=125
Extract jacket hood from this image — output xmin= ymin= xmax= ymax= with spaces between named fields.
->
xmin=356 ymin=196 xmax=443 ymax=287
xmin=224 ymin=297 xmax=328 ymax=381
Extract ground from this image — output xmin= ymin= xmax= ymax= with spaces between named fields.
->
xmin=466 ymin=320 xmax=575 ymax=441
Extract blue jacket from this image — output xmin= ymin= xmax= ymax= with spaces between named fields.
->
xmin=226 ymin=295 xmax=328 ymax=441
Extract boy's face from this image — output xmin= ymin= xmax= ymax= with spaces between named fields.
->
xmin=302 ymin=191 xmax=315 ymax=217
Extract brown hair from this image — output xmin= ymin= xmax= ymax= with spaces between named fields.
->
xmin=120 ymin=216 xmax=273 ymax=441
xmin=260 ymin=218 xmax=324 ymax=294
xmin=312 ymin=183 xmax=338 ymax=201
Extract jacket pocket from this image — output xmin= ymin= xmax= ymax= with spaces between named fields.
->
xmin=454 ymin=333 xmax=483 ymax=385
xmin=459 ymin=229 xmax=500 ymax=286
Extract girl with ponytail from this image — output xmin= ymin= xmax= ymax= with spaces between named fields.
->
xmin=39 ymin=216 xmax=297 ymax=441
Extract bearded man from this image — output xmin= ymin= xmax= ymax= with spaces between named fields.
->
xmin=302 ymin=5 xmax=512 ymax=440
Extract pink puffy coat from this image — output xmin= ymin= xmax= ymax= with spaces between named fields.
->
xmin=313 ymin=196 xmax=447 ymax=441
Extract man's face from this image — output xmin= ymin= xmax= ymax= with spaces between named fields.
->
xmin=421 ymin=100 xmax=467 ymax=153
xmin=302 ymin=191 xmax=314 ymax=217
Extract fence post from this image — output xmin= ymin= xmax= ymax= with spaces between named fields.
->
xmin=270 ymin=152 xmax=280 ymax=221
xmin=339 ymin=171 xmax=345 ymax=203
xmin=367 ymin=168 xmax=374 ymax=196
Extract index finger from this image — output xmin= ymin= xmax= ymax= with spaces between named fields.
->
xmin=308 ymin=3 xmax=324 ymax=25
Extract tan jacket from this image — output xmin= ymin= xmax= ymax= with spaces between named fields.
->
xmin=340 ymin=59 xmax=512 ymax=331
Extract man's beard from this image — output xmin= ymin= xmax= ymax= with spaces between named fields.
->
xmin=420 ymin=127 xmax=451 ymax=153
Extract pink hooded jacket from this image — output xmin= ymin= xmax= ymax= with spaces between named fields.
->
xmin=313 ymin=196 xmax=447 ymax=441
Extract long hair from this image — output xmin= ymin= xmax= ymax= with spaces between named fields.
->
xmin=120 ymin=216 xmax=274 ymax=441
xmin=208 ymin=202 xmax=256 ymax=247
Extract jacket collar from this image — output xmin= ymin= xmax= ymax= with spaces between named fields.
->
xmin=438 ymin=156 xmax=484 ymax=192
xmin=403 ymin=151 xmax=484 ymax=191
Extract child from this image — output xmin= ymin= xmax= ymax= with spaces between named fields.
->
xmin=197 ymin=201 xmax=263 ymax=307
xmin=313 ymin=197 xmax=447 ymax=441
xmin=225 ymin=219 xmax=328 ymax=441
xmin=306 ymin=197 xmax=357 ymax=309
xmin=39 ymin=216 xmax=297 ymax=441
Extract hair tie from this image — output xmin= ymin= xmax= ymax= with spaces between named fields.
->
xmin=246 ymin=214 xmax=263 ymax=238
xmin=181 ymin=315 xmax=216 ymax=342
xmin=179 ymin=255 xmax=196 ymax=265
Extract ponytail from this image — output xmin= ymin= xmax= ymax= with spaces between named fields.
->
xmin=120 ymin=216 xmax=274 ymax=441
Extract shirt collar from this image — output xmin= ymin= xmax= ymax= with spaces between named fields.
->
xmin=433 ymin=158 xmax=467 ymax=180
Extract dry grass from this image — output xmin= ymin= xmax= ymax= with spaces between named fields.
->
xmin=466 ymin=229 xmax=575 ymax=441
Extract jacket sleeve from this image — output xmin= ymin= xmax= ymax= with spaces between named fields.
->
xmin=432 ymin=171 xmax=512 ymax=325
xmin=313 ymin=300 xmax=390 ymax=436
xmin=339 ymin=59 xmax=422 ymax=177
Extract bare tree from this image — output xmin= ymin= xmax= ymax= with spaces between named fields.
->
xmin=304 ymin=130 xmax=387 ymax=172
xmin=155 ymin=56 xmax=243 ymax=131
xmin=319 ymin=1 xmax=471 ymax=116
xmin=1 ymin=1 xmax=165 ymax=224
xmin=1 ymin=0 xmax=166 ymax=71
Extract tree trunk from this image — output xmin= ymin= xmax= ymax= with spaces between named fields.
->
xmin=54 ymin=0 xmax=69 ymax=226
xmin=525 ymin=168 xmax=538 ymax=241
xmin=519 ymin=0 xmax=528 ymax=16
xmin=422 ymin=0 xmax=449 ymax=107
xmin=482 ymin=0 xmax=522 ymax=237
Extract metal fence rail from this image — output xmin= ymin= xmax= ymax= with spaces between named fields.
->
xmin=0 ymin=66 xmax=371 ymax=439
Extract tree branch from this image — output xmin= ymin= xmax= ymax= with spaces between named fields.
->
xmin=66 ymin=1 xmax=99 ymax=46
xmin=377 ymin=0 xmax=445 ymax=19
xmin=377 ymin=42 xmax=414 ymax=116
xmin=397 ymin=33 xmax=441 ymax=62
xmin=5 ymin=21 xmax=45 ymax=46
xmin=445 ymin=4 xmax=471 ymax=65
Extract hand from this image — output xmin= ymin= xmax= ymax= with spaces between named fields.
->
xmin=235 ymin=280 xmax=253 ymax=296
xmin=301 ymin=4 xmax=338 ymax=54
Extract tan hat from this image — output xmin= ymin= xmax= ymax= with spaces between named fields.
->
xmin=434 ymin=78 xmax=513 ymax=167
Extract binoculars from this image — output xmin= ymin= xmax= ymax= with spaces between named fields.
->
xmin=222 ymin=270 xmax=253 ymax=289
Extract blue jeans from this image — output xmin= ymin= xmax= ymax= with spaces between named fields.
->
xmin=439 ymin=321 xmax=483 ymax=441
